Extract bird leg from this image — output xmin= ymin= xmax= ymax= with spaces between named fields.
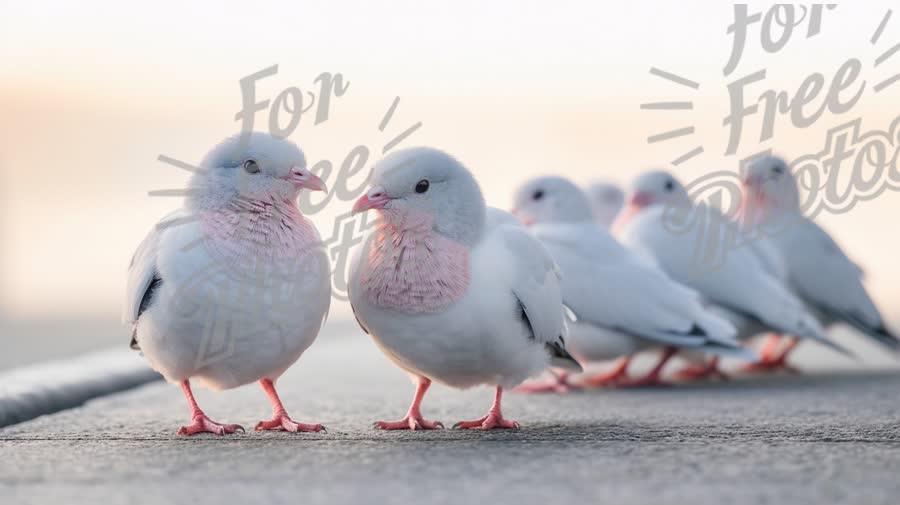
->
xmin=176 ymin=380 xmax=244 ymax=436
xmin=743 ymin=335 xmax=800 ymax=373
xmin=514 ymin=370 xmax=580 ymax=394
xmin=674 ymin=356 xmax=729 ymax=381
xmin=617 ymin=347 xmax=677 ymax=387
xmin=453 ymin=386 xmax=521 ymax=430
xmin=374 ymin=376 xmax=444 ymax=430
xmin=579 ymin=356 xmax=632 ymax=387
xmin=255 ymin=378 xmax=325 ymax=432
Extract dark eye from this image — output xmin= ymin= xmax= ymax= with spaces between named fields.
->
xmin=415 ymin=179 xmax=430 ymax=193
xmin=772 ymin=165 xmax=784 ymax=175
xmin=664 ymin=180 xmax=674 ymax=192
xmin=243 ymin=159 xmax=260 ymax=174
xmin=532 ymin=190 xmax=544 ymax=200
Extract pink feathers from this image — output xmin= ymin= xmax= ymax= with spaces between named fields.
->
xmin=361 ymin=213 xmax=470 ymax=314
xmin=200 ymin=198 xmax=320 ymax=274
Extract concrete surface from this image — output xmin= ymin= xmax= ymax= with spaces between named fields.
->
xmin=2 ymin=332 xmax=900 ymax=505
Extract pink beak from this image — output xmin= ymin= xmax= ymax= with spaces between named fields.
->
xmin=288 ymin=167 xmax=328 ymax=192
xmin=611 ymin=191 xmax=653 ymax=235
xmin=352 ymin=186 xmax=391 ymax=214
xmin=510 ymin=208 xmax=535 ymax=226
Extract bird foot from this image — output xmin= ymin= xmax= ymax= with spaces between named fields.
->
xmin=255 ymin=412 xmax=325 ymax=433
xmin=514 ymin=374 xmax=580 ymax=394
xmin=373 ymin=414 xmax=444 ymax=431
xmin=616 ymin=374 xmax=671 ymax=388
xmin=514 ymin=381 xmax=578 ymax=394
xmin=742 ymin=357 xmax=799 ymax=374
xmin=579 ymin=368 xmax=630 ymax=388
xmin=675 ymin=364 xmax=729 ymax=382
xmin=177 ymin=413 xmax=244 ymax=436
xmin=453 ymin=412 xmax=520 ymax=430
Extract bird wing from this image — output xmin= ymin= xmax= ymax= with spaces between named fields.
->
xmin=619 ymin=206 xmax=850 ymax=355
xmin=490 ymin=223 xmax=581 ymax=371
xmin=776 ymin=218 xmax=898 ymax=350
xmin=122 ymin=210 xmax=187 ymax=348
xmin=533 ymin=222 xmax=742 ymax=356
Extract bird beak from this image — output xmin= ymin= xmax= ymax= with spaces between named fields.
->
xmin=352 ymin=186 xmax=391 ymax=214
xmin=611 ymin=191 xmax=652 ymax=235
xmin=510 ymin=208 xmax=535 ymax=226
xmin=289 ymin=168 xmax=328 ymax=192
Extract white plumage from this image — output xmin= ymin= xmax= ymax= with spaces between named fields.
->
xmin=123 ymin=132 xmax=331 ymax=435
xmin=617 ymin=170 xmax=848 ymax=354
xmin=512 ymin=176 xmax=750 ymax=387
xmin=349 ymin=148 xmax=577 ymax=430
xmin=741 ymin=156 xmax=899 ymax=351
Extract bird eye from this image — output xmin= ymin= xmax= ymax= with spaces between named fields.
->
xmin=415 ymin=179 xmax=430 ymax=193
xmin=772 ymin=165 xmax=784 ymax=175
xmin=664 ymin=180 xmax=674 ymax=191
xmin=533 ymin=190 xmax=544 ymax=200
xmin=243 ymin=159 xmax=260 ymax=174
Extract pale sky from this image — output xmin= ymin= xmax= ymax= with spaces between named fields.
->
xmin=3 ymin=1 xmax=900 ymax=320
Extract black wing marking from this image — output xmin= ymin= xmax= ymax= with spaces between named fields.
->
xmin=515 ymin=294 xmax=581 ymax=372
xmin=131 ymin=273 xmax=162 ymax=351
xmin=839 ymin=309 xmax=900 ymax=351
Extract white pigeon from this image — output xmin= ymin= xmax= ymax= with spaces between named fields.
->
xmin=614 ymin=170 xmax=851 ymax=376
xmin=584 ymin=181 xmax=625 ymax=229
xmin=740 ymin=155 xmax=899 ymax=359
xmin=124 ymin=132 xmax=331 ymax=435
xmin=348 ymin=147 xmax=580 ymax=430
xmin=511 ymin=176 xmax=751 ymax=389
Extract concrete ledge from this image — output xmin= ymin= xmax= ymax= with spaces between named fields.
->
xmin=0 ymin=349 xmax=161 ymax=428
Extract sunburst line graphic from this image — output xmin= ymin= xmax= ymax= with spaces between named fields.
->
xmin=872 ymin=10 xmax=899 ymax=94
xmin=871 ymin=9 xmax=892 ymax=45
xmin=148 ymin=94 xmax=421 ymax=261
xmin=644 ymin=67 xmax=704 ymax=166
xmin=648 ymin=67 xmax=700 ymax=90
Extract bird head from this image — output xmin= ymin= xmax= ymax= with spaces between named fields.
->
xmin=585 ymin=181 xmax=625 ymax=228
xmin=740 ymin=155 xmax=800 ymax=223
xmin=613 ymin=170 xmax=691 ymax=233
xmin=352 ymin=147 xmax=486 ymax=246
xmin=511 ymin=176 xmax=594 ymax=226
xmin=189 ymin=132 xmax=327 ymax=209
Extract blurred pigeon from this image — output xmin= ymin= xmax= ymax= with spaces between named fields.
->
xmin=615 ymin=170 xmax=851 ymax=377
xmin=740 ymin=156 xmax=900 ymax=365
xmin=348 ymin=147 xmax=579 ymax=430
xmin=124 ymin=132 xmax=331 ymax=435
xmin=511 ymin=176 xmax=750 ymax=389
xmin=585 ymin=181 xmax=625 ymax=229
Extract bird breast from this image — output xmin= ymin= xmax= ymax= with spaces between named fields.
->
xmin=360 ymin=220 xmax=470 ymax=314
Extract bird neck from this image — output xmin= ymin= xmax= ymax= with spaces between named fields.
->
xmin=199 ymin=198 xmax=319 ymax=262
xmin=360 ymin=216 xmax=470 ymax=314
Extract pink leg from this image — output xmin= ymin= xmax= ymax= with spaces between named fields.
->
xmin=255 ymin=378 xmax=325 ymax=433
xmin=579 ymin=356 xmax=632 ymax=388
xmin=617 ymin=347 xmax=677 ymax=388
xmin=374 ymin=376 xmax=444 ymax=430
xmin=453 ymin=386 xmax=520 ymax=430
xmin=176 ymin=380 xmax=244 ymax=436
xmin=514 ymin=371 xmax=580 ymax=394
xmin=743 ymin=335 xmax=800 ymax=374
xmin=675 ymin=356 xmax=729 ymax=381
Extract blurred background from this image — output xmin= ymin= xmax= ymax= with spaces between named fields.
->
xmin=2 ymin=1 xmax=900 ymax=370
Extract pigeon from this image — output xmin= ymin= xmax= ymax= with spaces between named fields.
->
xmin=511 ymin=176 xmax=750 ymax=389
xmin=348 ymin=147 xmax=580 ymax=430
xmin=740 ymin=155 xmax=900 ymax=363
xmin=614 ymin=170 xmax=851 ymax=377
xmin=584 ymin=181 xmax=625 ymax=229
xmin=124 ymin=132 xmax=331 ymax=435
